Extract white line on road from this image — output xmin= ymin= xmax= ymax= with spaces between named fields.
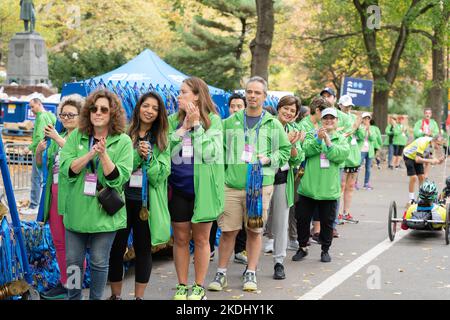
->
xmin=298 ymin=230 xmax=409 ymax=300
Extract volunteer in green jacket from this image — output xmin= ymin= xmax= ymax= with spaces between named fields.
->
xmin=392 ymin=115 xmax=409 ymax=169
xmin=59 ymin=90 xmax=133 ymax=300
xmin=337 ymin=95 xmax=362 ymax=224
xmin=35 ymin=94 xmax=84 ymax=300
xmin=22 ymin=98 xmax=57 ymax=215
xmin=385 ymin=117 xmax=395 ymax=169
xmin=292 ymin=108 xmax=350 ymax=263
xmin=208 ymin=76 xmax=291 ymax=292
xmin=358 ymin=112 xmax=376 ymax=190
xmin=168 ymin=77 xmax=224 ymax=301
xmin=414 ymin=108 xmax=439 ymax=178
xmin=268 ymin=95 xmax=305 ymax=280
xmin=108 ymin=92 xmax=171 ymax=301
xmin=370 ymin=119 xmax=382 ymax=169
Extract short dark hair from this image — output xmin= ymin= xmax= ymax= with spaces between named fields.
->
xmin=228 ymin=93 xmax=246 ymax=108
xmin=309 ymin=96 xmax=331 ymax=115
xmin=277 ymin=95 xmax=301 ymax=116
xmin=30 ymin=98 xmax=42 ymax=105
xmin=263 ymin=105 xmax=277 ymax=116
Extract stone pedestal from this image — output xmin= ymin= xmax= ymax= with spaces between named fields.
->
xmin=6 ymin=32 xmax=49 ymax=86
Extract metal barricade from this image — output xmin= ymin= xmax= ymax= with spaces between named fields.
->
xmin=0 ymin=143 xmax=32 ymax=193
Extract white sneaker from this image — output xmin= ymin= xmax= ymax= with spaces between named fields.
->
xmin=264 ymin=238 xmax=274 ymax=253
xmin=287 ymin=239 xmax=299 ymax=251
xmin=21 ymin=207 xmax=38 ymax=215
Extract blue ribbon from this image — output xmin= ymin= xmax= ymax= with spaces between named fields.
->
xmin=37 ymin=139 xmax=51 ymax=222
xmin=141 ymin=141 xmax=151 ymax=208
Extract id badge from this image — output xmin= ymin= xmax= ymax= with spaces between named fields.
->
xmin=52 ymin=166 xmax=59 ymax=185
xmin=320 ymin=153 xmax=330 ymax=168
xmin=130 ymin=169 xmax=143 ymax=188
xmin=182 ymin=137 xmax=193 ymax=158
xmin=241 ymin=144 xmax=254 ymax=163
xmin=84 ymin=173 xmax=97 ymax=196
xmin=351 ymin=137 xmax=357 ymax=146
xmin=280 ymin=163 xmax=290 ymax=171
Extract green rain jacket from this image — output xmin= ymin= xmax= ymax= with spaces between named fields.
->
xmin=168 ymin=112 xmax=225 ymax=223
xmin=59 ymin=129 xmax=133 ymax=233
xmin=223 ymin=109 xmax=291 ymax=189
xmin=358 ymin=126 xmax=377 ymax=158
xmin=392 ymin=124 xmax=408 ymax=146
xmin=413 ymin=119 xmax=439 ymax=139
xmin=298 ymin=131 xmax=350 ymax=200
xmin=29 ymin=111 xmax=57 ymax=154
xmin=344 ymin=113 xmax=364 ymax=168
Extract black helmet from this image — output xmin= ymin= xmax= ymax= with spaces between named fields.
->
xmin=419 ymin=180 xmax=438 ymax=201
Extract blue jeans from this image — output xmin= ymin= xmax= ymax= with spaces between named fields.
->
xmin=387 ymin=144 xmax=394 ymax=167
xmin=30 ymin=156 xmax=42 ymax=209
xmin=65 ymin=229 xmax=116 ymax=300
xmin=360 ymin=152 xmax=372 ymax=186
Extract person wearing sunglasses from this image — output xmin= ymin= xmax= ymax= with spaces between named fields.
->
xmin=59 ymin=89 xmax=133 ymax=300
xmin=35 ymin=94 xmax=83 ymax=300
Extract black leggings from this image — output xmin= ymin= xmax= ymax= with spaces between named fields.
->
xmin=108 ymin=198 xmax=152 ymax=283
xmin=209 ymin=221 xmax=246 ymax=253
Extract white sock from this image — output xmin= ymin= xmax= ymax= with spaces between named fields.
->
xmin=217 ymin=268 xmax=227 ymax=275
xmin=246 ymin=269 xmax=256 ymax=274
xmin=409 ymin=193 xmax=415 ymax=200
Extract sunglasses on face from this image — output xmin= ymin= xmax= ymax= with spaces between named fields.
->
xmin=89 ymin=106 xmax=110 ymax=114
xmin=59 ymin=113 xmax=78 ymax=120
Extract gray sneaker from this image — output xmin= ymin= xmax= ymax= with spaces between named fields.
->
xmin=234 ymin=250 xmax=248 ymax=264
xmin=242 ymin=272 xmax=257 ymax=292
xmin=207 ymin=272 xmax=227 ymax=291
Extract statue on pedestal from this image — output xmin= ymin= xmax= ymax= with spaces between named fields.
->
xmin=20 ymin=0 xmax=36 ymax=33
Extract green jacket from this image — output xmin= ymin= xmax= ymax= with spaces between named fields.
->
xmin=358 ymin=126 xmax=377 ymax=158
xmin=168 ymin=112 xmax=224 ymax=223
xmin=223 ymin=109 xmax=291 ymax=189
xmin=344 ymin=113 xmax=364 ymax=168
xmin=298 ymin=131 xmax=350 ymax=200
xmin=59 ymin=129 xmax=133 ymax=233
xmin=131 ymin=143 xmax=171 ymax=246
xmin=336 ymin=109 xmax=352 ymax=135
xmin=413 ymin=119 xmax=439 ymax=139
xmin=297 ymin=116 xmax=319 ymax=135
xmin=371 ymin=125 xmax=382 ymax=149
xmin=384 ymin=124 xmax=394 ymax=146
xmin=392 ymin=124 xmax=408 ymax=146
xmin=37 ymin=131 xmax=69 ymax=222
xmin=30 ymin=111 xmax=57 ymax=154
xmin=284 ymin=123 xmax=305 ymax=207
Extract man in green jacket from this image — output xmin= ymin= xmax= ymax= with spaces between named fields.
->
xmin=414 ymin=108 xmax=440 ymax=178
xmin=208 ymin=76 xmax=291 ymax=293
xmin=292 ymin=108 xmax=350 ymax=263
xmin=22 ymin=98 xmax=56 ymax=215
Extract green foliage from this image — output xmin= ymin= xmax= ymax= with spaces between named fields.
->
xmin=48 ymin=48 xmax=127 ymax=90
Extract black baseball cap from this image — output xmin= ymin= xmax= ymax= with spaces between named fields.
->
xmin=320 ymin=87 xmax=336 ymax=97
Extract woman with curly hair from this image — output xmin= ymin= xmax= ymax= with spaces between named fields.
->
xmin=59 ymin=89 xmax=133 ymax=300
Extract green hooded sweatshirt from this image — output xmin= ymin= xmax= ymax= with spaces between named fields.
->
xmin=343 ymin=113 xmax=364 ymax=168
xmin=168 ymin=112 xmax=225 ymax=223
xmin=59 ymin=129 xmax=133 ymax=233
xmin=30 ymin=111 xmax=57 ymax=154
xmin=358 ymin=126 xmax=377 ymax=158
xmin=222 ymin=109 xmax=291 ymax=189
xmin=298 ymin=131 xmax=350 ymax=200
xmin=413 ymin=118 xmax=439 ymax=139
xmin=392 ymin=124 xmax=408 ymax=146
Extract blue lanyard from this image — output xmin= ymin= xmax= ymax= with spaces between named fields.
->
xmin=141 ymin=141 xmax=151 ymax=208
xmin=244 ymin=110 xmax=266 ymax=146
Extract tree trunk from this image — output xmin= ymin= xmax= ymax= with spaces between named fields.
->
xmin=427 ymin=38 xmax=445 ymax=127
xmin=250 ymin=0 xmax=274 ymax=81
xmin=372 ymin=88 xmax=389 ymax=133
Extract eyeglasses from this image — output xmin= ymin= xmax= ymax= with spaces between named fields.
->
xmin=59 ymin=113 xmax=78 ymax=119
xmin=89 ymin=106 xmax=109 ymax=114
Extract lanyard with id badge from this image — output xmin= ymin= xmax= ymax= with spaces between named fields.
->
xmin=241 ymin=111 xmax=266 ymax=163
xmin=139 ymin=141 xmax=152 ymax=221
xmin=52 ymin=151 xmax=61 ymax=185
xmin=84 ymin=137 xmax=99 ymax=196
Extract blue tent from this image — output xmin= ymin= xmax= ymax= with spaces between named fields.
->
xmin=61 ymin=49 xmax=229 ymax=118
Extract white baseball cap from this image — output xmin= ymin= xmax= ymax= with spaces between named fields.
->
xmin=321 ymin=108 xmax=338 ymax=119
xmin=362 ymin=112 xmax=372 ymax=119
xmin=338 ymin=95 xmax=354 ymax=107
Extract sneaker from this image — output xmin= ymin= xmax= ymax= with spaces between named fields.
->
xmin=135 ymin=297 xmax=144 ymax=300
xmin=264 ymin=238 xmax=274 ymax=253
xmin=107 ymin=294 xmax=122 ymax=300
xmin=343 ymin=213 xmax=359 ymax=224
xmin=311 ymin=233 xmax=321 ymax=244
xmin=321 ymin=251 xmax=331 ymax=263
xmin=234 ymin=250 xmax=248 ymax=264
xmin=242 ymin=271 xmax=257 ymax=291
xmin=363 ymin=184 xmax=373 ymax=191
xmin=207 ymin=272 xmax=227 ymax=291
xmin=337 ymin=214 xmax=345 ymax=225
xmin=292 ymin=247 xmax=308 ymax=261
xmin=40 ymin=283 xmax=67 ymax=300
xmin=273 ymin=263 xmax=286 ymax=280
xmin=188 ymin=283 xmax=206 ymax=300
xmin=287 ymin=239 xmax=299 ymax=251
xmin=20 ymin=207 xmax=38 ymax=215
xmin=333 ymin=229 xmax=340 ymax=238
xmin=173 ymin=284 xmax=188 ymax=300
xmin=388 ymin=165 xmax=394 ymax=170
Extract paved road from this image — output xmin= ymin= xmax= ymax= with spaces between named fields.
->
xmin=108 ymin=162 xmax=450 ymax=300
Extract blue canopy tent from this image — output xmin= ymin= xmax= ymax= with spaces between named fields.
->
xmin=61 ymin=49 xmax=229 ymax=118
